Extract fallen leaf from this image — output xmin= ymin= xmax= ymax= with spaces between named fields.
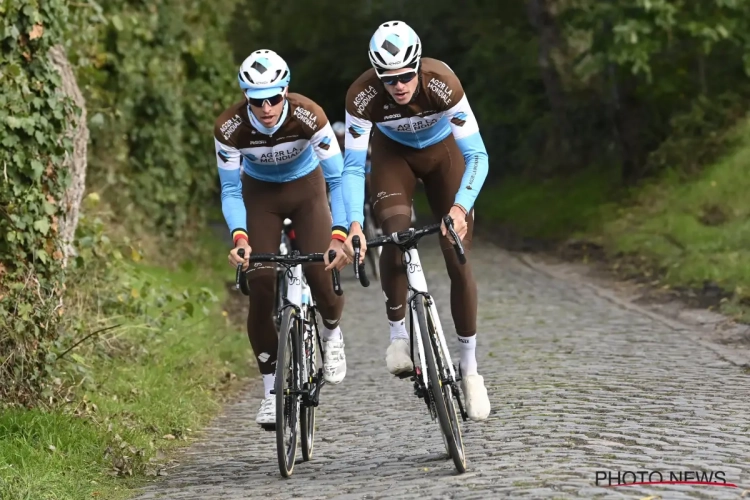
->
xmin=29 ymin=24 xmax=44 ymax=40
xmin=162 ymin=434 xmax=176 ymax=440
xmin=640 ymin=496 xmax=661 ymax=500
xmin=48 ymin=445 xmax=56 ymax=452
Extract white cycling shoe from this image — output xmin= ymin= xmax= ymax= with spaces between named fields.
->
xmin=322 ymin=338 xmax=347 ymax=384
xmin=386 ymin=338 xmax=413 ymax=375
xmin=461 ymin=373 xmax=491 ymax=421
xmin=256 ymin=396 xmax=275 ymax=426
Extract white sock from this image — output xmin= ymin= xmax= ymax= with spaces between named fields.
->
xmin=458 ymin=335 xmax=478 ymax=376
xmin=321 ymin=325 xmax=342 ymax=341
xmin=262 ymin=373 xmax=275 ymax=398
xmin=389 ymin=319 xmax=408 ymax=342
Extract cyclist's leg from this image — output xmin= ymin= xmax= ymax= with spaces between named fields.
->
xmin=370 ymin=128 xmax=417 ymax=374
xmin=417 ymin=135 xmax=489 ymax=421
xmin=290 ymin=166 xmax=347 ymax=384
xmin=242 ymin=174 xmax=285 ymax=423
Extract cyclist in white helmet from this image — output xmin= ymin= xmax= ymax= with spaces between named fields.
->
xmin=214 ymin=49 xmax=352 ymax=426
xmin=340 ymin=21 xmax=491 ymax=421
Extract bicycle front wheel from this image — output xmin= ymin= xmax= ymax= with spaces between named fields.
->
xmin=414 ymin=297 xmax=467 ymax=473
xmin=300 ymin=310 xmax=319 ymax=461
xmin=275 ymin=306 xmax=300 ymax=477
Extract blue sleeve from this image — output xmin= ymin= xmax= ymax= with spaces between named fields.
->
xmin=342 ymin=148 xmax=367 ymax=227
xmin=320 ymin=155 xmax=349 ymax=230
xmin=454 ymin=132 xmax=489 ymax=213
xmin=215 ymin=138 xmax=248 ymax=242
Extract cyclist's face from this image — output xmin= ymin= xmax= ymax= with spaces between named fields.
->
xmin=381 ymin=69 xmax=419 ymax=105
xmin=247 ymin=89 xmax=287 ymax=128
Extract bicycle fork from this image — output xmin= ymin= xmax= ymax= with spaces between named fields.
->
xmin=403 ymin=248 xmax=468 ymax=421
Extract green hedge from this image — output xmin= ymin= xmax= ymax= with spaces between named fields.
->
xmin=0 ymin=0 xmax=73 ymax=404
xmin=1 ymin=0 xmax=239 ymax=404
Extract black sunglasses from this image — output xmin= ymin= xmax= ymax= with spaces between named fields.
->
xmin=380 ymin=71 xmax=418 ymax=86
xmin=247 ymin=93 xmax=285 ymax=108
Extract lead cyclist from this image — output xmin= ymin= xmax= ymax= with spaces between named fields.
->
xmin=215 ymin=50 xmax=352 ymax=426
xmin=340 ymin=21 xmax=491 ymax=421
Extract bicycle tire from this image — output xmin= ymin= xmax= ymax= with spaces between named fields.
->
xmin=275 ymin=306 xmax=300 ymax=477
xmin=300 ymin=309 xmax=318 ymax=461
xmin=414 ymin=297 xmax=467 ymax=473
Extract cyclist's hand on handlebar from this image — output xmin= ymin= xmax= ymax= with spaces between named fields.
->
xmin=229 ymin=239 xmax=251 ymax=270
xmin=324 ymin=239 xmax=352 ymax=272
xmin=343 ymin=223 xmax=367 ymax=264
xmin=441 ymin=205 xmax=468 ymax=244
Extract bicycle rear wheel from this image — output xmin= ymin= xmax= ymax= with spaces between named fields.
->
xmin=275 ymin=306 xmax=300 ymax=477
xmin=414 ymin=297 xmax=467 ymax=473
xmin=300 ymin=309 xmax=319 ymax=461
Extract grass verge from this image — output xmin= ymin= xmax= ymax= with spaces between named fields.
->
xmin=0 ymin=227 xmax=251 ymax=500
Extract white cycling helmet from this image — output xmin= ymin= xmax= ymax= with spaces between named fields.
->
xmin=368 ymin=21 xmax=422 ymax=77
xmin=332 ymin=121 xmax=346 ymax=136
xmin=237 ymin=49 xmax=291 ymax=99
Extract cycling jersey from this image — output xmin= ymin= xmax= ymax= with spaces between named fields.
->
xmin=341 ymin=58 xmax=489 ymax=226
xmin=214 ymin=93 xmax=348 ymax=243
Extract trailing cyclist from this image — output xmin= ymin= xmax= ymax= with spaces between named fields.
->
xmin=340 ymin=21 xmax=491 ymax=421
xmin=215 ymin=50 xmax=351 ymax=426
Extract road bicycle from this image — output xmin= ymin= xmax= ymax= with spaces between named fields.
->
xmin=349 ymin=214 xmax=470 ymax=473
xmin=235 ymin=243 xmax=343 ymax=478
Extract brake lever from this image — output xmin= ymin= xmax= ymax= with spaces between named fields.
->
xmin=235 ymin=248 xmax=246 ymax=289
xmin=352 ymin=235 xmax=370 ymax=287
xmin=329 ymin=249 xmax=343 ymax=296
xmin=442 ymin=215 xmax=466 ymax=265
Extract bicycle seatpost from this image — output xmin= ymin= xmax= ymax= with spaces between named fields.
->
xmin=328 ymin=250 xmax=343 ymax=296
xmin=352 ymin=236 xmax=370 ymax=288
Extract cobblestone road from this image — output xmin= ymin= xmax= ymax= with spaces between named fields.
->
xmin=135 ymin=238 xmax=750 ymax=500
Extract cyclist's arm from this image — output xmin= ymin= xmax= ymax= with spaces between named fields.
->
xmin=342 ymin=110 xmax=371 ymax=228
xmin=439 ymin=70 xmax=489 ymax=214
xmin=214 ymin=137 xmax=248 ymax=245
xmin=310 ymin=121 xmax=348 ymax=239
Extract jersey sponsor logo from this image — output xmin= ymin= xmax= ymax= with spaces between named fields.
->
xmin=319 ymin=136 xmax=332 ymax=151
xmin=395 ymin=118 xmax=439 ymax=132
xmin=427 ymin=78 xmax=454 ymax=106
xmin=465 ymin=155 xmax=479 ymax=190
xmin=353 ymin=85 xmax=378 ymax=114
xmin=348 ymin=124 xmax=366 ymax=139
xmin=450 ymin=112 xmax=468 ymax=127
xmin=248 ymin=140 xmax=266 ymax=145
xmin=219 ymin=114 xmax=243 ymax=141
xmin=258 ymin=147 xmax=301 ymax=163
xmin=384 ymin=113 xmax=401 ymax=120
xmin=217 ymin=149 xmax=231 ymax=163
xmin=293 ymin=107 xmax=318 ymax=131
